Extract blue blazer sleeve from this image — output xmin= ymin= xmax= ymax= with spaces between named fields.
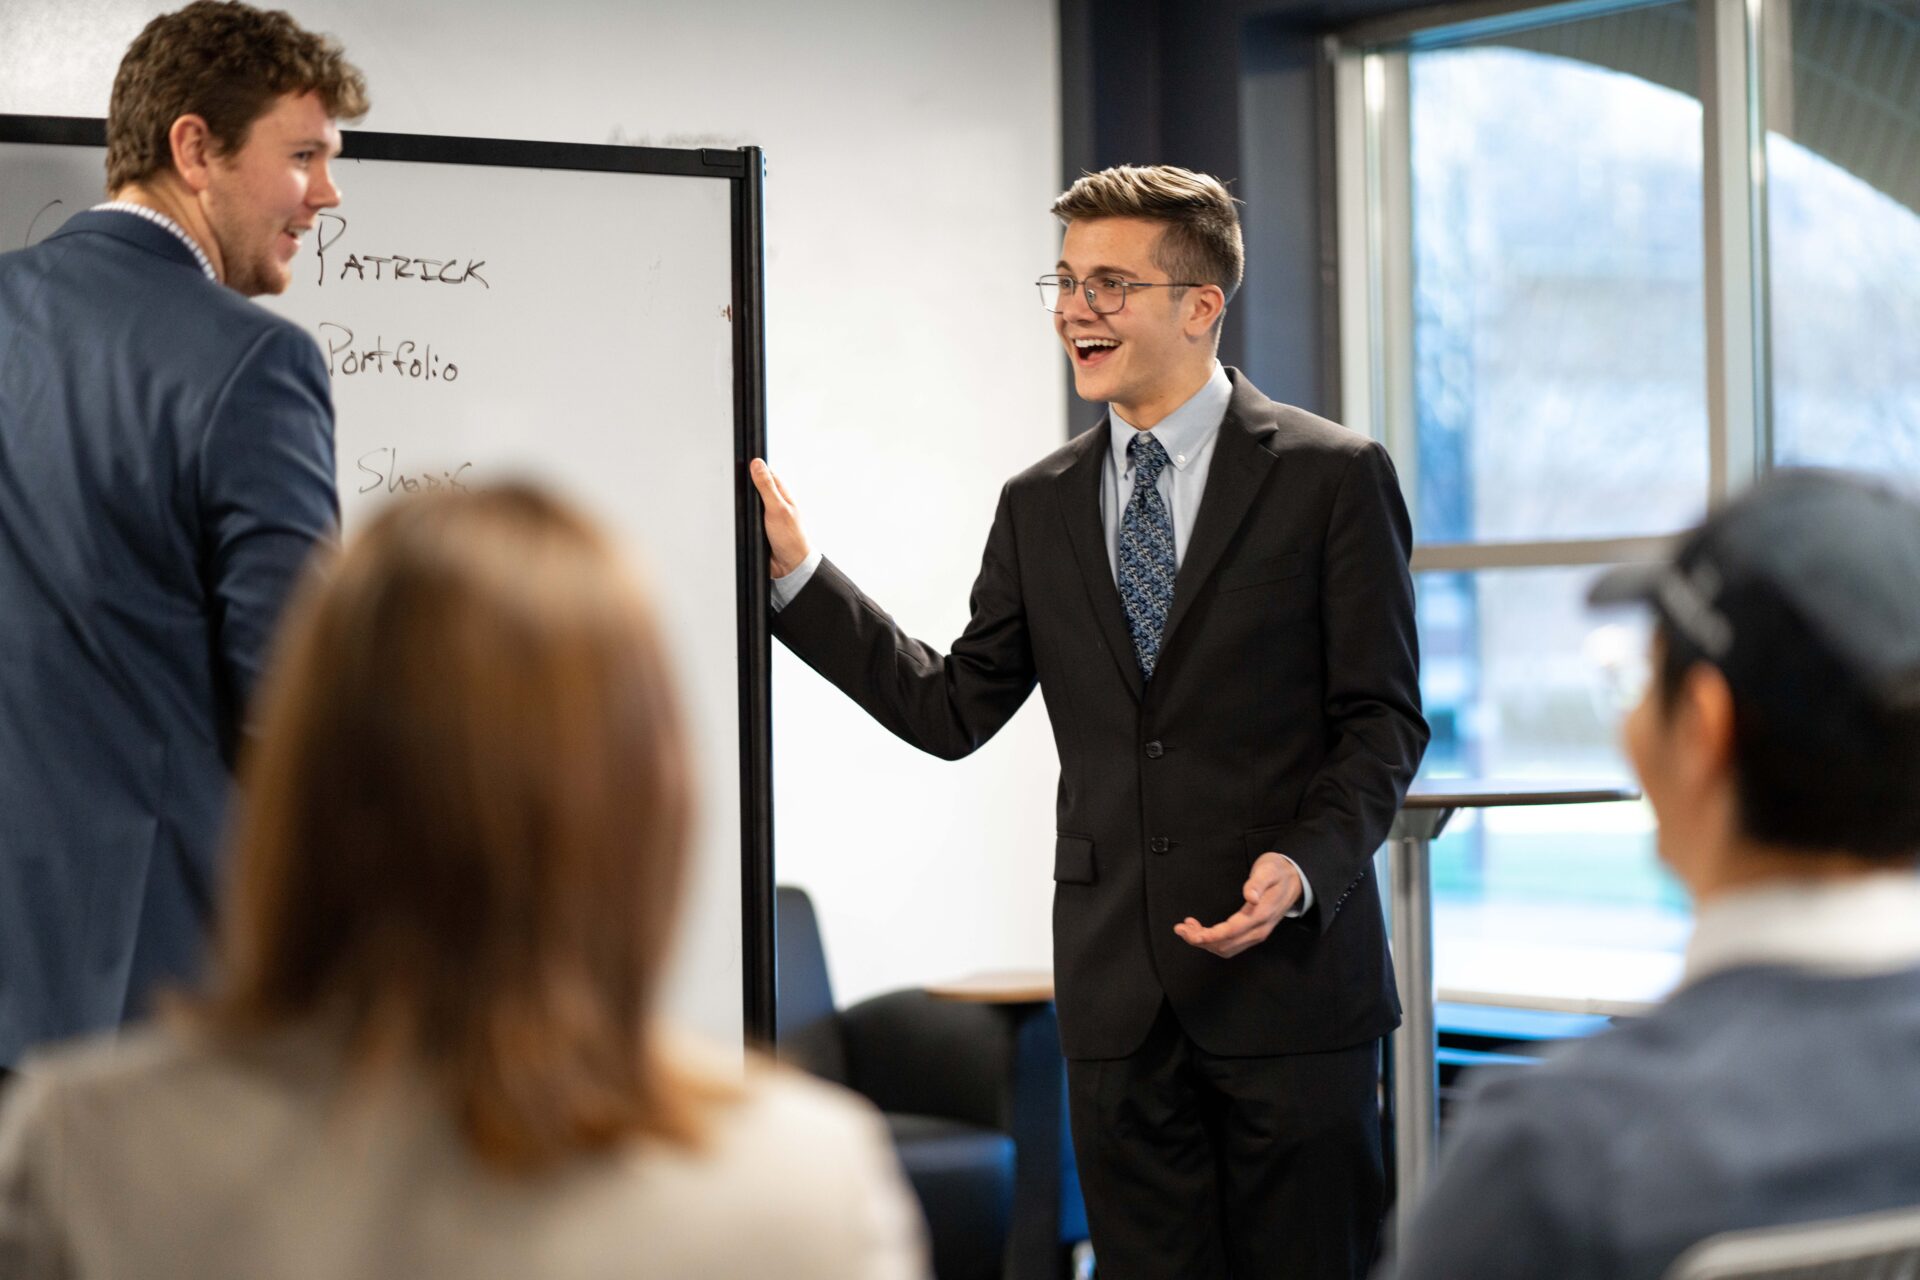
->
xmin=195 ymin=323 xmax=339 ymax=754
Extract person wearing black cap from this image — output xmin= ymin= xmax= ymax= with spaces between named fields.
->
xmin=1383 ymin=469 xmax=1920 ymax=1280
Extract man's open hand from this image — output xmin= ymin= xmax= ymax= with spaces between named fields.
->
xmin=1174 ymin=851 xmax=1301 ymax=958
xmin=749 ymin=458 xmax=812 ymax=578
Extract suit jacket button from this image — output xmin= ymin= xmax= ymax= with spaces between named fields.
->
xmin=1144 ymin=740 xmax=1164 ymax=759
xmin=1150 ymin=836 xmax=1170 ymax=854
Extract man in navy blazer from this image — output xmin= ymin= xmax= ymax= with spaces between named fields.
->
xmin=0 ymin=2 xmax=368 ymax=1069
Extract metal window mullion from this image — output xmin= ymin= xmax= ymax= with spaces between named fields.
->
xmin=1373 ymin=53 xmax=1418 ymax=485
xmin=1700 ymin=0 xmax=1772 ymax=504
xmin=1332 ymin=42 xmax=1376 ymax=442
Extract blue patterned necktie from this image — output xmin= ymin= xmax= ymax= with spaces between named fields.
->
xmin=1119 ymin=433 xmax=1177 ymax=680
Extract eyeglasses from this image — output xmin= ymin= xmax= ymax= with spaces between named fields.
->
xmin=1584 ymin=621 xmax=1653 ymax=720
xmin=1036 ymin=273 xmax=1209 ymax=315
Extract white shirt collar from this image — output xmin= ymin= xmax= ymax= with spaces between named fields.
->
xmin=1110 ymin=362 xmax=1232 ymax=477
xmin=1682 ymin=872 xmax=1920 ymax=986
xmin=91 ymin=201 xmax=218 ymax=282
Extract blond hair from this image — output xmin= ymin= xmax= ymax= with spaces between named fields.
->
xmin=1051 ymin=164 xmax=1245 ymax=301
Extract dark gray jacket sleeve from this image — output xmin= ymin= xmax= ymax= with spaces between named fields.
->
xmin=1382 ymin=1069 xmax=1614 ymax=1280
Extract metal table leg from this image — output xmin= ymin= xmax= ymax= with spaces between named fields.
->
xmin=1386 ymin=806 xmax=1454 ymax=1249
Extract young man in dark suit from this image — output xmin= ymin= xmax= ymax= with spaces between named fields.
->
xmin=1386 ymin=470 xmax=1920 ymax=1280
xmin=0 ymin=2 xmax=367 ymax=1071
xmin=753 ymin=165 xmax=1427 ymax=1277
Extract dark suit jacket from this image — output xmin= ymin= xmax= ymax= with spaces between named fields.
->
xmin=0 ymin=210 xmax=338 ymax=1066
xmin=774 ymin=370 xmax=1427 ymax=1059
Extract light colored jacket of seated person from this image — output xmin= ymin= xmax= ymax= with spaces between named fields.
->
xmin=0 ymin=484 xmax=926 ymax=1280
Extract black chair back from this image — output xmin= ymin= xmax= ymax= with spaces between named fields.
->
xmin=774 ymin=886 xmax=850 ymax=1084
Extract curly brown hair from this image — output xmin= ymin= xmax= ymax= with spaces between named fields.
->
xmin=106 ymin=1 xmax=369 ymax=192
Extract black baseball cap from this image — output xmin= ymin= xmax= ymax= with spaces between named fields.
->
xmin=1588 ymin=469 xmax=1920 ymax=716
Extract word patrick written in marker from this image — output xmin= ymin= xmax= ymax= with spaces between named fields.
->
xmin=319 ymin=323 xmax=459 ymax=382
xmin=356 ymin=448 xmax=473 ymax=496
xmin=313 ymin=213 xmax=489 ymax=288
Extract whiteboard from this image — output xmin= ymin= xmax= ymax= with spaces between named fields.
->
xmin=0 ymin=121 xmax=773 ymax=1053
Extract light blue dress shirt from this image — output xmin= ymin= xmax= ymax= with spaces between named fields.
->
xmin=770 ymin=361 xmax=1312 ymax=915
xmin=1099 ymin=362 xmax=1232 ymax=580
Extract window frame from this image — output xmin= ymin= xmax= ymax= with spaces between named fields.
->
xmin=1330 ymin=0 xmax=1775 ymax=580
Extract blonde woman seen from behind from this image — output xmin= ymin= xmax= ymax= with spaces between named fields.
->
xmin=0 ymin=485 xmax=928 ymax=1280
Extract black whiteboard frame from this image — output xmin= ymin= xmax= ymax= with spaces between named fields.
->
xmin=0 ymin=116 xmax=778 ymax=1048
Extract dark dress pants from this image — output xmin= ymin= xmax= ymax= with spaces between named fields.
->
xmin=1067 ymin=1001 xmax=1385 ymax=1279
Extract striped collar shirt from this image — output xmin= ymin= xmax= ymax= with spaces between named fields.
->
xmin=91 ymin=202 xmax=218 ymax=282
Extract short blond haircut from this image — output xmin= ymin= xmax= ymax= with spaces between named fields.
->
xmin=1051 ymin=165 xmax=1245 ymax=301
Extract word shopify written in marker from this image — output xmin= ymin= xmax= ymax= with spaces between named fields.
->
xmin=356 ymin=448 xmax=473 ymax=495
xmin=319 ymin=323 xmax=459 ymax=382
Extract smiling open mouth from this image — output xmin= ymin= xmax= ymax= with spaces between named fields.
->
xmin=1073 ymin=337 xmax=1120 ymax=365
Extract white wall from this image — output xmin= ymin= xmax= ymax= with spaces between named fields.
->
xmin=0 ymin=0 xmax=1064 ymax=1010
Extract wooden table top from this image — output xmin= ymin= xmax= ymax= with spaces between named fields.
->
xmin=924 ymin=969 xmax=1055 ymax=1003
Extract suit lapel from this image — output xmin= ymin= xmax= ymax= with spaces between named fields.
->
xmin=1160 ymin=384 xmax=1277 ymax=658
xmin=1056 ymin=423 xmax=1145 ymax=703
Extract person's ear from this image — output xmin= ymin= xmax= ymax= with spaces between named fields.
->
xmin=1678 ymin=664 xmax=1738 ymax=786
xmin=1182 ymin=284 xmax=1225 ymax=340
xmin=168 ymin=114 xmax=216 ymax=194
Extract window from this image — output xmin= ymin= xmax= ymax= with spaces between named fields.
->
xmin=1335 ymin=0 xmax=1915 ymax=1009
xmin=1409 ymin=37 xmax=1707 ymax=547
xmin=1765 ymin=1 xmax=1920 ymax=478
